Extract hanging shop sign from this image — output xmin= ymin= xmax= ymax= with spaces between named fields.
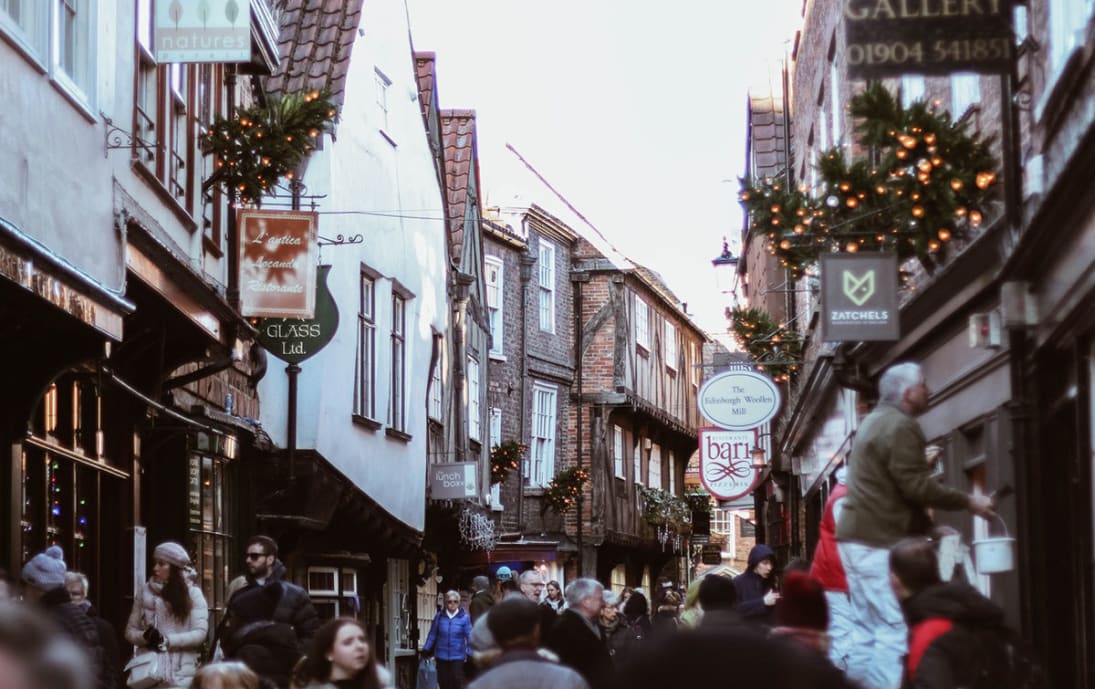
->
xmin=701 ymin=544 xmax=723 ymax=565
xmin=430 ymin=462 xmax=479 ymax=501
xmin=255 ymin=265 xmax=338 ymax=364
xmin=699 ymin=428 xmax=762 ymax=502
xmin=844 ymin=0 xmax=1013 ymax=79
xmin=238 ymin=209 xmax=318 ymax=318
xmin=820 ymin=253 xmax=900 ymax=342
xmin=154 ymin=0 xmax=252 ymax=63
xmin=698 ymin=369 xmax=781 ymax=430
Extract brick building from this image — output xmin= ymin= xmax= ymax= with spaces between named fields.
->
xmin=741 ymin=1 xmax=1095 ymax=685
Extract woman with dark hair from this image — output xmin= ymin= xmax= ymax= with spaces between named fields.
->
xmin=125 ymin=541 xmax=209 ymax=688
xmin=541 ymin=581 xmax=564 ymax=613
xmin=291 ymin=618 xmax=391 ymax=689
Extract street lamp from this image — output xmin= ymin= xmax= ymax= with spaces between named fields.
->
xmin=751 ymin=446 xmax=767 ymax=471
xmin=712 ymin=237 xmax=740 ymax=297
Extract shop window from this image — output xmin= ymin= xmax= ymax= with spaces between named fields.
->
xmin=308 ymin=566 xmax=360 ymax=620
xmin=386 ymin=559 xmax=411 ymax=664
xmin=610 ymin=564 xmax=627 ymax=594
xmin=186 ymin=436 xmax=237 ymax=624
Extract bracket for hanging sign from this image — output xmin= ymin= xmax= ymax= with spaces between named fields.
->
xmin=317 ymin=234 xmax=364 ymax=247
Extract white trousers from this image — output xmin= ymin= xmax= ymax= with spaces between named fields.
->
xmin=838 ymin=541 xmax=907 ymax=689
xmin=825 ymin=589 xmax=855 ymax=672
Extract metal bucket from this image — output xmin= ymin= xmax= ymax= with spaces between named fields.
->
xmin=972 ymin=514 xmax=1015 ymax=574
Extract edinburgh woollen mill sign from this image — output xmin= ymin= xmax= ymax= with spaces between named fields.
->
xmin=698 ymin=369 xmax=782 ymax=431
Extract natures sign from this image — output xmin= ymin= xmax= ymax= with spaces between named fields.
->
xmin=154 ymin=0 xmax=252 ymax=64
xmin=699 ymin=428 xmax=762 ymax=502
xmin=698 ymin=370 xmax=782 ymax=431
xmin=844 ymin=0 xmax=1013 ymax=79
xmin=820 ymin=253 xmax=900 ymax=341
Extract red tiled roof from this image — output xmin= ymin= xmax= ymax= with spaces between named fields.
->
xmin=414 ymin=52 xmax=437 ymax=127
xmin=440 ymin=110 xmax=481 ymax=263
xmin=264 ymin=0 xmax=365 ymax=109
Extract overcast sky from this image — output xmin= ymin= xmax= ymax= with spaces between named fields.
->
xmin=406 ymin=0 xmax=803 ymax=342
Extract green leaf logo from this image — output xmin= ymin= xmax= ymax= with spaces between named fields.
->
xmin=843 ymin=270 xmax=875 ymax=306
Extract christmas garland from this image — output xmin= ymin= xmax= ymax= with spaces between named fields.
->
xmin=728 ymin=306 xmax=803 ymax=382
xmin=543 ymin=467 xmax=589 ymax=514
xmin=490 ymin=440 xmax=526 ymax=485
xmin=203 ymin=90 xmax=339 ymax=204
xmin=740 ymin=82 xmax=998 ymax=278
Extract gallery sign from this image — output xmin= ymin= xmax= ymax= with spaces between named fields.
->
xmin=238 ymin=209 xmax=318 ymax=319
xmin=844 ymin=0 xmax=1013 ymax=79
xmin=430 ymin=462 xmax=479 ymax=501
xmin=820 ymin=253 xmax=900 ymax=342
xmin=698 ymin=370 xmax=781 ymax=431
xmin=699 ymin=428 xmax=762 ymax=502
xmin=154 ymin=0 xmax=252 ymax=63
xmin=255 ymin=265 xmax=338 ymax=364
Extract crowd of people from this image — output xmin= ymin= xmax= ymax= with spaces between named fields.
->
xmin=0 ymin=362 xmax=1038 ymax=689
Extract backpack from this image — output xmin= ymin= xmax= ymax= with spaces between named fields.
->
xmin=966 ymin=626 xmax=1048 ymax=689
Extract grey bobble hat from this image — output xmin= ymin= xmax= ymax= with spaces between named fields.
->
xmin=22 ymin=545 xmax=67 ymax=590
xmin=153 ymin=541 xmax=191 ymax=569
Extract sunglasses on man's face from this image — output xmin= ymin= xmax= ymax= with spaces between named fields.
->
xmin=245 ymin=552 xmax=267 ymax=561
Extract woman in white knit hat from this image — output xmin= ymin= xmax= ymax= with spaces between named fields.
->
xmin=125 ymin=541 xmax=209 ymax=688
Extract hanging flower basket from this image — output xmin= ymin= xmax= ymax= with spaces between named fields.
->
xmin=637 ymin=486 xmax=692 ymax=532
xmin=490 ymin=440 xmax=526 ymax=485
xmin=543 ymin=467 xmax=590 ymax=514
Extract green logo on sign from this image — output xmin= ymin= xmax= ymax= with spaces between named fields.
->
xmin=843 ymin=269 xmax=875 ymax=306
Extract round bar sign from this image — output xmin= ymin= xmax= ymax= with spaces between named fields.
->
xmin=698 ymin=370 xmax=782 ymax=430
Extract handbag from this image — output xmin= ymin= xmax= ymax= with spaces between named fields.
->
xmin=416 ymin=657 xmax=438 ymax=689
xmin=124 ymin=651 xmax=169 ymax=689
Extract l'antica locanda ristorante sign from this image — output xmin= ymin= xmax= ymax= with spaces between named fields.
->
xmin=844 ymin=0 xmax=1013 ymax=79
xmin=238 ymin=209 xmax=318 ymax=319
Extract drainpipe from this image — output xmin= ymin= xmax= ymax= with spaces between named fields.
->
xmin=518 ymin=250 xmax=537 ymax=531
xmin=573 ymin=270 xmax=590 ymax=576
xmin=453 ymin=272 xmax=474 ymax=462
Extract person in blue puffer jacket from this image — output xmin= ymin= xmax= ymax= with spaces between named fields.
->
xmin=423 ymin=590 xmax=473 ymax=689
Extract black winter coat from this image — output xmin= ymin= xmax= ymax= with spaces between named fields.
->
xmin=41 ymin=587 xmax=109 ymax=689
xmin=733 ymin=544 xmax=776 ymax=627
xmin=900 ymin=582 xmax=1008 ymax=689
xmin=545 ymin=610 xmax=613 ymax=689
xmin=227 ymin=559 xmax=321 ymax=649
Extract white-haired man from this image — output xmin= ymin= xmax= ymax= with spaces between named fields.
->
xmin=836 ymin=362 xmax=995 ymax=689
xmin=545 ymin=579 xmax=612 ymax=689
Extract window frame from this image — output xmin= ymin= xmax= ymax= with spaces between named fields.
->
xmin=527 ymin=383 xmax=558 ymax=487
xmin=635 ymin=297 xmax=650 ymax=352
xmin=485 ymin=255 xmax=504 ymax=356
xmin=613 ymin=425 xmax=626 ymax=479
xmin=467 ymin=356 xmax=481 ymax=442
xmin=354 ymin=272 xmax=378 ymax=423
xmin=538 ymin=239 xmax=556 ymax=333
xmin=664 ymin=321 xmax=678 ymax=371
xmin=649 ymin=443 xmax=662 ymax=490
xmin=428 ymin=341 xmax=443 ymax=422
xmin=388 ymin=292 xmax=407 ymax=433
xmin=950 ymin=72 xmax=981 ymax=118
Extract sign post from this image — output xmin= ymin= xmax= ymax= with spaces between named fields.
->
xmin=256 ymin=265 xmax=339 ymax=477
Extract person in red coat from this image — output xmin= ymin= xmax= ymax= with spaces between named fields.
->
xmin=810 ymin=466 xmax=853 ymax=671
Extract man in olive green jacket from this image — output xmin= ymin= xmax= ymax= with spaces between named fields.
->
xmin=835 ymin=362 xmax=994 ymax=689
